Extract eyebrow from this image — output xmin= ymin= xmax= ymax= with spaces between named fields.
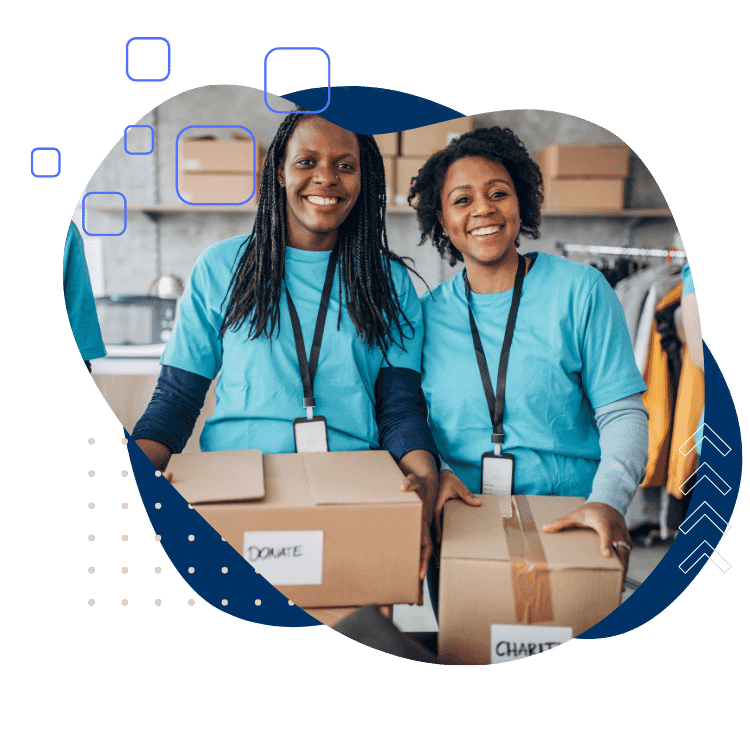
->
xmin=447 ymin=178 xmax=512 ymax=197
xmin=294 ymin=148 xmax=359 ymax=161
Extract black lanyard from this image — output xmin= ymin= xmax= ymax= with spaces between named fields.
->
xmin=286 ymin=248 xmax=339 ymax=412
xmin=464 ymin=254 xmax=526 ymax=447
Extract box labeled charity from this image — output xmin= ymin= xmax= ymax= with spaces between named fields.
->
xmin=438 ymin=494 xmax=623 ymax=665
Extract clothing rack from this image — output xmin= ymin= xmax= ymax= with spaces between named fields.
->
xmin=556 ymin=242 xmax=687 ymax=261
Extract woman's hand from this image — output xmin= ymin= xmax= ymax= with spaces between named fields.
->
xmin=400 ymin=471 xmax=438 ymax=583
xmin=434 ymin=470 xmax=481 ymax=543
xmin=543 ymin=501 xmax=633 ymax=577
xmin=398 ymin=450 xmax=439 ymax=584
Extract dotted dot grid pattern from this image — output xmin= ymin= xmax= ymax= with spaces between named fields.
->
xmin=125 ymin=430 xmax=317 ymax=626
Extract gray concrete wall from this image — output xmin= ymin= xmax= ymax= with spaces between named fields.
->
xmin=77 ymin=87 xmax=678 ymax=298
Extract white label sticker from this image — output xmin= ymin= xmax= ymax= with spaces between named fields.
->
xmin=243 ymin=530 xmax=324 ymax=585
xmin=490 ymin=624 xmax=573 ymax=663
xmin=183 ymin=158 xmax=201 ymax=170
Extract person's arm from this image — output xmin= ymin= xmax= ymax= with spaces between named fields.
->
xmin=543 ymin=393 xmax=648 ymax=574
xmin=132 ymin=365 xmax=212 ymax=471
xmin=375 ymin=366 xmax=439 ymax=581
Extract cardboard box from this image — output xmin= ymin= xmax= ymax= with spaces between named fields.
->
xmin=373 ymin=132 xmax=399 ymax=157
xmin=542 ymin=177 xmax=625 ymax=211
xmin=400 ymin=117 xmax=473 ymax=156
xmin=178 ymin=173 xmax=259 ymax=205
xmin=536 ymin=144 xmax=630 ymax=179
xmin=168 ymin=450 xmax=423 ymax=608
xmin=179 ymin=137 xmax=263 ymax=174
xmin=394 ymin=157 xmax=426 ymax=206
xmin=438 ymin=495 xmax=623 ymax=665
xmin=304 ymin=605 xmax=393 ymax=628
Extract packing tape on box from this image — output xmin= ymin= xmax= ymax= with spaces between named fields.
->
xmin=502 ymin=495 xmax=554 ymax=624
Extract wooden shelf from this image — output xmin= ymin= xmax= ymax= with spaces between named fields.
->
xmin=89 ymin=205 xmax=673 ymax=219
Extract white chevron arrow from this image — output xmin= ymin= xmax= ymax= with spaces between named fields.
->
xmin=679 ymin=463 xmax=732 ymax=496
xmin=680 ymin=540 xmax=731 ymax=574
xmin=679 ymin=500 xmax=731 ymax=535
xmin=680 ymin=424 xmax=731 ymax=457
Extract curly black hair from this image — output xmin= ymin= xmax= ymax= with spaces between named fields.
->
xmin=220 ymin=113 xmax=420 ymax=358
xmin=407 ymin=126 xmax=544 ymax=266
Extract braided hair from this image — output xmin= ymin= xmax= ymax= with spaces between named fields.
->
xmin=407 ymin=126 xmax=544 ymax=266
xmin=220 ymin=113 xmax=418 ymax=358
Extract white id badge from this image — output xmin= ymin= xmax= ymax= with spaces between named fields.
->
xmin=293 ymin=416 xmax=329 ymax=453
xmin=481 ymin=452 xmax=515 ymax=495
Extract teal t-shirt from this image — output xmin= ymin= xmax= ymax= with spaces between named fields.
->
xmin=162 ymin=236 xmax=423 ymax=453
xmin=63 ymin=221 xmax=106 ymax=361
xmin=421 ymin=251 xmax=646 ymax=496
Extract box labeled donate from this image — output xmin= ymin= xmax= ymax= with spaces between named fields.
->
xmin=438 ymin=495 xmax=623 ymax=665
xmin=168 ymin=450 xmax=422 ymax=608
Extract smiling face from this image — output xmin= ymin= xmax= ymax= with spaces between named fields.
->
xmin=277 ymin=116 xmax=362 ymax=251
xmin=437 ymin=155 xmax=521 ymax=272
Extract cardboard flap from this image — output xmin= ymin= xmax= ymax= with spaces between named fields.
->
xmin=442 ymin=495 xmax=622 ymax=571
xmin=261 ymin=454 xmax=314 ymax=507
xmin=441 ymin=496 xmax=511 ymax=561
xmin=167 ymin=449 xmax=264 ymax=504
xmin=302 ymin=451 xmax=420 ymax=506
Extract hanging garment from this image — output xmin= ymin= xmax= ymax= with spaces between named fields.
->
xmin=632 ymin=270 xmax=682 ymax=372
xmin=641 ymin=283 xmax=683 ymax=487
xmin=666 ymin=346 xmax=705 ymax=498
xmin=616 ymin=264 xmax=680 ymax=345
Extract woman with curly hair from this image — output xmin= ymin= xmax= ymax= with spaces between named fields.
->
xmin=407 ymin=126 xmax=648 ymax=583
xmin=133 ymin=113 xmax=440 ymax=578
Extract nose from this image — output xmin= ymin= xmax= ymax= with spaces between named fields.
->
xmin=471 ymin=196 xmax=496 ymax=216
xmin=312 ymin=163 xmax=339 ymax=186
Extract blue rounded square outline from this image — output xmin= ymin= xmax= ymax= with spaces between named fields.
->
xmin=264 ymin=47 xmax=331 ymax=114
xmin=124 ymin=125 xmax=155 ymax=155
xmin=175 ymin=125 xmax=257 ymax=207
xmin=82 ymin=192 xmax=128 ymax=237
xmin=126 ymin=36 xmax=171 ymax=82
xmin=31 ymin=147 xmax=61 ymax=178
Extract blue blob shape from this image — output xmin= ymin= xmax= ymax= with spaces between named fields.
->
xmin=280 ymin=85 xmax=465 ymax=134
xmin=578 ymin=343 xmax=741 ymax=639
xmin=125 ymin=125 xmax=155 ymax=155
xmin=265 ymin=47 xmax=331 ymax=114
xmin=126 ymin=432 xmax=318 ymax=627
xmin=126 ymin=37 xmax=171 ymax=82
xmin=31 ymin=147 xmax=61 ymax=178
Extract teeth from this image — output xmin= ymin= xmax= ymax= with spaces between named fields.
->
xmin=470 ymin=226 xmax=500 ymax=236
xmin=307 ymin=196 xmax=339 ymax=206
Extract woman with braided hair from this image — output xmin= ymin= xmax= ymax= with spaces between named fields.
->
xmin=133 ymin=114 xmax=439 ymax=578
xmin=407 ymin=125 xmax=649 ymax=597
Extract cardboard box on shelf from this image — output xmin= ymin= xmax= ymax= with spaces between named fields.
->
xmin=179 ymin=136 xmax=264 ymax=174
xmin=178 ymin=173 xmax=259 ymax=205
xmin=400 ymin=117 xmax=473 ymax=157
xmin=303 ymin=605 xmax=393 ymax=628
xmin=373 ymin=132 xmax=399 ymax=157
xmin=542 ymin=177 xmax=625 ymax=211
xmin=167 ymin=450 xmax=422 ymax=608
xmin=438 ymin=495 xmax=623 ymax=665
xmin=394 ymin=157 xmax=426 ymax=206
xmin=536 ymin=144 xmax=630 ymax=179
